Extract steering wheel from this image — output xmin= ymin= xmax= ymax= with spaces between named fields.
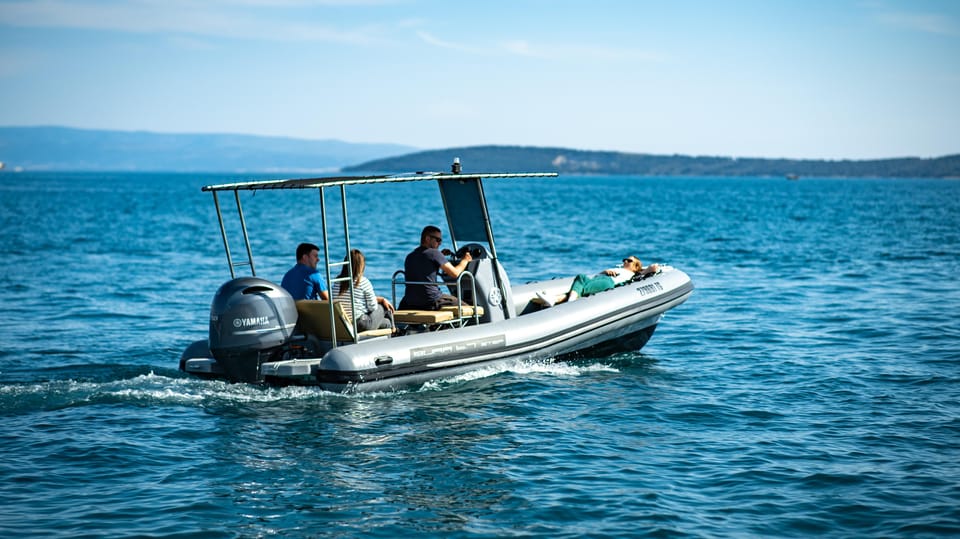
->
xmin=454 ymin=243 xmax=488 ymax=261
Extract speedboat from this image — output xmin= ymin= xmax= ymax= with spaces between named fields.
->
xmin=180 ymin=159 xmax=693 ymax=392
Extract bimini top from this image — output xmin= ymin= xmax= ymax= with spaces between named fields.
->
xmin=201 ymin=170 xmax=558 ymax=192
xmin=200 ymin=163 xmax=558 ymax=280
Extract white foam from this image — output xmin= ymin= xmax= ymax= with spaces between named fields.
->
xmin=418 ymin=358 xmax=620 ymax=391
xmin=3 ymin=360 xmax=625 ymax=408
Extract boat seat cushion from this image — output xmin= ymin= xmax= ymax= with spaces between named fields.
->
xmin=393 ymin=309 xmax=456 ymax=324
xmin=439 ymin=305 xmax=484 ymax=317
xmin=357 ymin=327 xmax=394 ymax=338
xmin=296 ymin=300 xmax=392 ymax=341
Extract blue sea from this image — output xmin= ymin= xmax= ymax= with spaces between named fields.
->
xmin=1 ymin=171 xmax=959 ymax=538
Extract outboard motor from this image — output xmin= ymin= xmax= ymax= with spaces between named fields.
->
xmin=208 ymin=277 xmax=298 ymax=383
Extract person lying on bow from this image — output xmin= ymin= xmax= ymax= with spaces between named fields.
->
xmin=535 ymin=256 xmax=658 ymax=307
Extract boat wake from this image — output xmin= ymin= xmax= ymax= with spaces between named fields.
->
xmin=418 ymin=357 xmax=621 ymax=392
xmin=0 ymin=369 xmax=338 ymax=414
xmin=2 ymin=357 xmax=631 ymax=415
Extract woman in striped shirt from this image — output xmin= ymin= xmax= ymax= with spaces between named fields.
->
xmin=332 ymin=249 xmax=395 ymax=331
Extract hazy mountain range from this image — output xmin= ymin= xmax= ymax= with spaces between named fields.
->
xmin=0 ymin=126 xmax=416 ymax=173
xmin=1 ymin=126 xmax=957 ymax=178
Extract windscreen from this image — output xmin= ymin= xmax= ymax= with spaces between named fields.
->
xmin=438 ymin=177 xmax=494 ymax=249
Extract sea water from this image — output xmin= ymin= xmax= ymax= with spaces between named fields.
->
xmin=1 ymin=172 xmax=958 ymax=538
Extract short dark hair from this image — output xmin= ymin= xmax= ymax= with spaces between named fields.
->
xmin=420 ymin=225 xmax=441 ymax=242
xmin=296 ymin=242 xmax=319 ymax=260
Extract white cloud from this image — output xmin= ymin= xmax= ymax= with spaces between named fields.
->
xmin=544 ymin=43 xmax=666 ymax=63
xmin=0 ymin=48 xmax=43 ymax=78
xmin=417 ymin=31 xmax=664 ymax=63
xmin=874 ymin=10 xmax=959 ymax=36
xmin=214 ymin=0 xmax=398 ymax=6
xmin=0 ymin=0 xmax=392 ymax=45
xmin=415 ymin=30 xmax=484 ymax=54
xmin=2 ymin=1 xmax=667 ymax=61
xmin=500 ymin=39 xmax=544 ymax=58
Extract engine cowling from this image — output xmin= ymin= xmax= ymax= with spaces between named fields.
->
xmin=208 ymin=277 xmax=297 ymax=382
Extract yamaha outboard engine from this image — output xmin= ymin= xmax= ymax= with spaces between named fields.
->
xmin=208 ymin=277 xmax=298 ymax=383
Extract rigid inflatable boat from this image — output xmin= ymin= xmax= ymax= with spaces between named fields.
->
xmin=180 ymin=160 xmax=693 ymax=392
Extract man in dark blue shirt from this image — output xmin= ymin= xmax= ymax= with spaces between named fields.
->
xmin=399 ymin=225 xmax=472 ymax=310
xmin=280 ymin=242 xmax=329 ymax=300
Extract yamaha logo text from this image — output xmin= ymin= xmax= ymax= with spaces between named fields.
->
xmin=232 ymin=316 xmax=270 ymax=328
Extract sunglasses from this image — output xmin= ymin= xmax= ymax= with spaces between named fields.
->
xmin=430 ymin=235 xmax=442 ymax=243
xmin=623 ymin=258 xmax=639 ymax=266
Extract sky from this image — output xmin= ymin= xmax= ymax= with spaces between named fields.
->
xmin=1 ymin=0 xmax=958 ymax=160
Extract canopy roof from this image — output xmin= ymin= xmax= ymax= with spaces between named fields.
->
xmin=202 ymin=171 xmax=557 ymax=192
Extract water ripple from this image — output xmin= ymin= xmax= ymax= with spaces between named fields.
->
xmin=2 ymin=174 xmax=960 ymax=537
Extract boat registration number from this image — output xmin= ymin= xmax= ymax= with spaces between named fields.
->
xmin=635 ymin=282 xmax=664 ymax=296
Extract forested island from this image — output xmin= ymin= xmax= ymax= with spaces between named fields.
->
xmin=345 ymin=146 xmax=960 ymax=178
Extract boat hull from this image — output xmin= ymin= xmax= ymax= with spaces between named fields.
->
xmin=254 ymin=267 xmax=693 ymax=392
xmin=306 ymin=322 xmax=661 ymax=393
xmin=184 ymin=268 xmax=692 ymax=392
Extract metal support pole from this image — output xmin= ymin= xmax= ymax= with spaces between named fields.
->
xmin=213 ymin=191 xmax=236 ymax=279
xmin=234 ymin=190 xmax=256 ymax=276
xmin=340 ymin=184 xmax=359 ymax=338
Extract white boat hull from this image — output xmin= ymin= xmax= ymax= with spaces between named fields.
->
xmin=183 ymin=267 xmax=692 ymax=392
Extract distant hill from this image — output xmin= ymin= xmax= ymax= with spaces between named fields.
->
xmin=2 ymin=127 xmax=957 ymax=177
xmin=0 ymin=126 xmax=416 ymax=172
xmin=344 ymin=146 xmax=960 ymax=178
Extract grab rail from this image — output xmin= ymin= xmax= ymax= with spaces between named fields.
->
xmin=391 ymin=270 xmax=480 ymax=326
xmin=211 ymin=190 xmax=257 ymax=279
